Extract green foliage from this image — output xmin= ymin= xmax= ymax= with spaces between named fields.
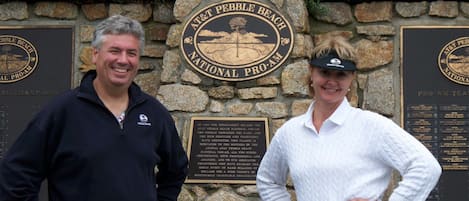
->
xmin=305 ymin=0 xmax=327 ymax=16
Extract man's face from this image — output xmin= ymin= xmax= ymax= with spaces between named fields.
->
xmin=92 ymin=34 xmax=140 ymax=89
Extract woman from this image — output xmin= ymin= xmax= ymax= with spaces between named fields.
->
xmin=256 ymin=36 xmax=441 ymax=201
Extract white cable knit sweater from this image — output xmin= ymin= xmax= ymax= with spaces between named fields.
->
xmin=256 ymin=98 xmax=441 ymax=201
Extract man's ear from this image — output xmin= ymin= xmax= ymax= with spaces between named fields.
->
xmin=91 ymin=48 xmax=98 ymax=64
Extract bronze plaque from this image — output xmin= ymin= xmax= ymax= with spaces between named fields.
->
xmin=186 ymin=116 xmax=269 ymax=184
xmin=180 ymin=0 xmax=294 ymax=81
xmin=401 ymin=26 xmax=469 ymax=201
xmin=0 ymin=26 xmax=74 ymax=201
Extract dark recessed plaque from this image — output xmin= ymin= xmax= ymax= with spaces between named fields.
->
xmin=401 ymin=26 xmax=469 ymax=201
xmin=0 ymin=26 xmax=74 ymax=201
xmin=186 ymin=116 xmax=269 ymax=184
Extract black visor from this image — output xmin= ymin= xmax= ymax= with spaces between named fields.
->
xmin=309 ymin=51 xmax=356 ymax=71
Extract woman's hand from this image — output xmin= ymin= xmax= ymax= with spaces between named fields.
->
xmin=349 ymin=199 xmax=369 ymax=201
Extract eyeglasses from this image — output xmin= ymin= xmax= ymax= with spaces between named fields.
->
xmin=317 ymin=69 xmax=353 ymax=79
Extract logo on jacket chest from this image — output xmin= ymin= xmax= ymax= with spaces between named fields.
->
xmin=137 ymin=114 xmax=152 ymax=126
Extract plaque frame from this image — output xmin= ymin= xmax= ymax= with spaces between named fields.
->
xmin=0 ymin=25 xmax=75 ymax=201
xmin=186 ymin=116 xmax=270 ymax=184
xmin=0 ymin=24 xmax=75 ymax=155
xmin=400 ymin=26 xmax=469 ymax=201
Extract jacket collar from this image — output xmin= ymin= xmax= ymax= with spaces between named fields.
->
xmin=77 ymin=70 xmax=145 ymax=107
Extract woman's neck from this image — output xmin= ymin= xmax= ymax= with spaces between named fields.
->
xmin=312 ymin=100 xmax=342 ymax=132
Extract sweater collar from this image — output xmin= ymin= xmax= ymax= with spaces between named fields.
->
xmin=327 ymin=98 xmax=352 ymax=125
xmin=304 ymin=97 xmax=352 ymax=129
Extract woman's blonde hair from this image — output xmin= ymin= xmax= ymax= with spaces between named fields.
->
xmin=311 ymin=35 xmax=357 ymax=62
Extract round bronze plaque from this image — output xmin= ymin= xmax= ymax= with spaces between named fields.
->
xmin=181 ymin=0 xmax=294 ymax=81
xmin=0 ymin=35 xmax=38 ymax=83
xmin=438 ymin=37 xmax=469 ymax=85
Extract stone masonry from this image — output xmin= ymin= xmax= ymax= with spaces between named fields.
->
xmin=0 ymin=1 xmax=467 ymax=200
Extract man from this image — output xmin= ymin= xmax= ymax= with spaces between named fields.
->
xmin=0 ymin=15 xmax=188 ymax=201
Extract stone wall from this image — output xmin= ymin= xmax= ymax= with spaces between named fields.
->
xmin=0 ymin=1 xmax=467 ymax=200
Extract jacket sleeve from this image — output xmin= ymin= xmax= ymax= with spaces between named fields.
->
xmin=256 ymin=128 xmax=291 ymax=201
xmin=377 ymin=118 xmax=442 ymax=201
xmin=0 ymin=118 xmax=50 ymax=201
xmin=155 ymin=119 xmax=188 ymax=201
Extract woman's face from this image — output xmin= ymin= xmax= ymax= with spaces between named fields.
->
xmin=310 ymin=66 xmax=355 ymax=105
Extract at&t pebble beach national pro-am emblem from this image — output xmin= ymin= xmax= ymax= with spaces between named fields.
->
xmin=0 ymin=35 xmax=38 ymax=83
xmin=438 ymin=37 xmax=469 ymax=85
xmin=181 ymin=0 xmax=294 ymax=81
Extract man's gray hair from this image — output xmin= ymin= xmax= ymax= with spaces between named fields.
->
xmin=91 ymin=15 xmax=145 ymax=53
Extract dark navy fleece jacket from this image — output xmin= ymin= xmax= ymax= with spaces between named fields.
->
xmin=0 ymin=71 xmax=188 ymax=201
